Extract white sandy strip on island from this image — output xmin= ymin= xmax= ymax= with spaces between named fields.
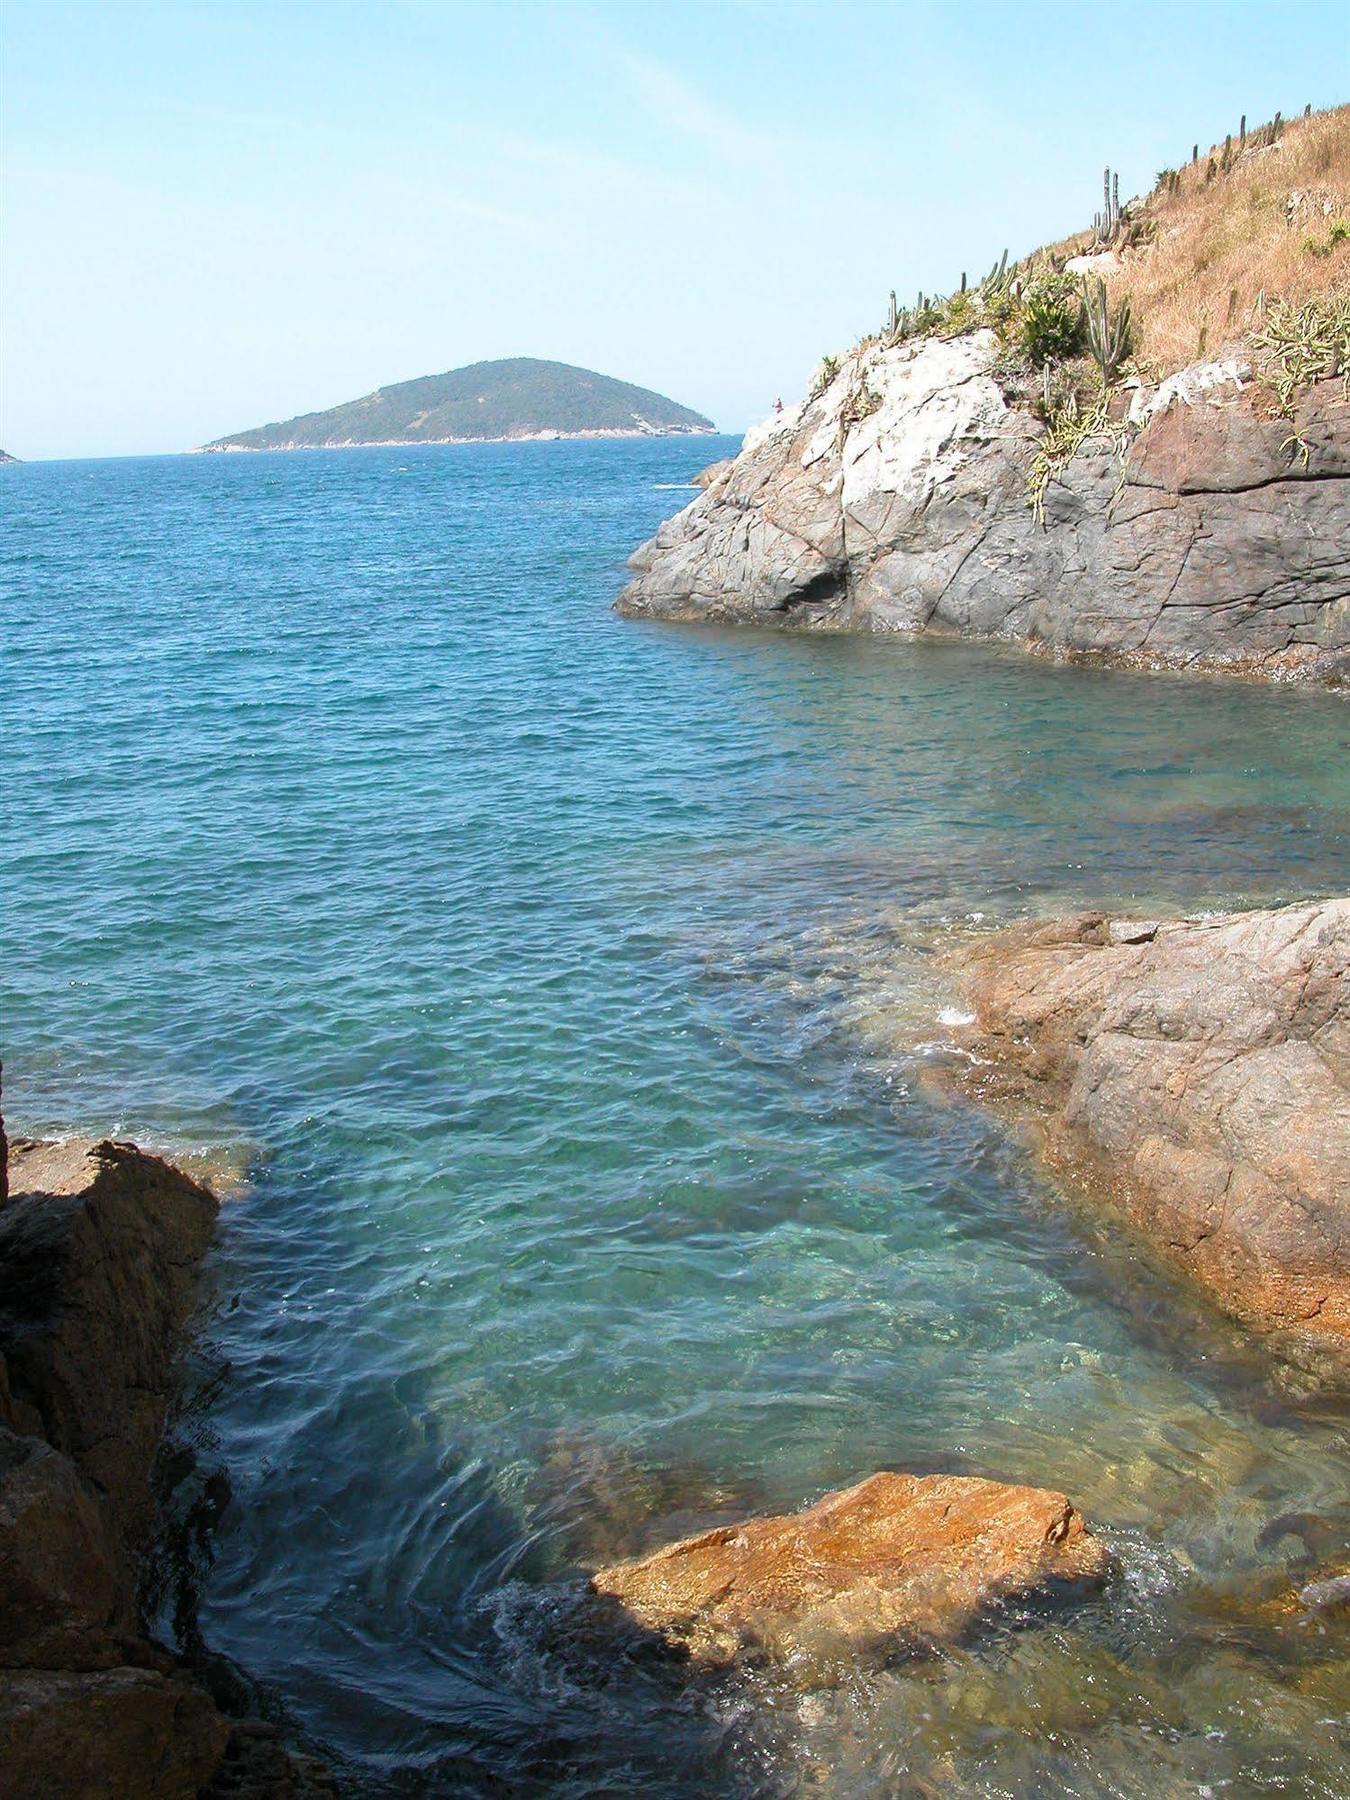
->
xmin=194 ymin=424 xmax=719 ymax=453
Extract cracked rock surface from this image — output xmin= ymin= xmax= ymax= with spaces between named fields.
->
xmin=618 ymin=334 xmax=1349 ymax=683
xmin=944 ymin=899 xmax=1350 ymax=1355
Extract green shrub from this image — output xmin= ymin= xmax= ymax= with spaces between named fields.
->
xmin=808 ymin=354 xmax=840 ymax=401
xmin=1303 ymin=219 xmax=1350 ymax=258
xmin=1017 ymin=275 xmax=1085 ymax=365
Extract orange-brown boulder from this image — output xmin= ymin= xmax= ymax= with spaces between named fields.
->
xmin=590 ymin=1471 xmax=1109 ymax=1666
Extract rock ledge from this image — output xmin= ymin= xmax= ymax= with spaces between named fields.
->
xmin=944 ymin=898 xmax=1350 ymax=1355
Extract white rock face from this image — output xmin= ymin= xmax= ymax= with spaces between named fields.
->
xmin=1064 ymin=250 xmax=1122 ymax=276
xmin=617 ymin=324 xmax=1349 ymax=683
xmin=1132 ymin=358 xmax=1250 ymax=424
xmin=838 ymin=333 xmax=1008 ymax=514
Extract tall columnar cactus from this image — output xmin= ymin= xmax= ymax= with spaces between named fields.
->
xmin=981 ymin=249 xmax=1011 ymax=298
xmin=887 ymin=289 xmax=899 ymax=337
xmin=1081 ymin=278 xmax=1133 ymax=386
xmin=1096 ymin=168 xmax=1123 ymax=244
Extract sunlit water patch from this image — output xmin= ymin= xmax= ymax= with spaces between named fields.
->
xmin=2 ymin=440 xmax=1348 ymax=1796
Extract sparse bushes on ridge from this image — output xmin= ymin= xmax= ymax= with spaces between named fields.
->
xmin=812 ymin=104 xmax=1348 ymax=512
xmin=808 ymin=354 xmax=840 ymax=401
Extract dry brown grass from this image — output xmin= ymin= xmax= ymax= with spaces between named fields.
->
xmin=1107 ymin=105 xmax=1350 ymax=373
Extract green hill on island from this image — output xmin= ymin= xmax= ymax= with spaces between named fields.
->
xmin=203 ymin=357 xmax=715 ymax=451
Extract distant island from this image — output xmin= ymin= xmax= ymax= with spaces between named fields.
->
xmin=201 ymin=357 xmax=715 ymax=451
xmin=0 ymin=449 xmax=19 ymax=463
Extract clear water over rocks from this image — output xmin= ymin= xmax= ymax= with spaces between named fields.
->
xmin=3 ymin=439 xmax=1348 ymax=1796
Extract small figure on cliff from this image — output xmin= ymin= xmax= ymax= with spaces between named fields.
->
xmin=774 ymin=397 xmax=783 ymax=414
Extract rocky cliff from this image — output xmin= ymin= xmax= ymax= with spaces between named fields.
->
xmin=941 ymin=899 xmax=1349 ymax=1363
xmin=618 ymin=333 xmax=1349 ymax=683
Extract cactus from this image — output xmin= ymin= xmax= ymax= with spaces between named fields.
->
xmin=1192 ymin=143 xmax=1198 ymax=163
xmin=960 ymin=271 xmax=967 ymax=294
xmin=981 ymin=249 xmax=1011 ymax=297
xmin=1081 ymin=278 xmax=1133 ymax=386
xmin=1095 ymin=169 xmax=1123 ymax=244
xmin=1240 ymin=114 xmax=1246 ymax=145
xmin=887 ymin=289 xmax=899 ymax=337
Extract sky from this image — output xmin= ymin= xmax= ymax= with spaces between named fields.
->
xmin=3 ymin=0 xmax=1347 ymax=459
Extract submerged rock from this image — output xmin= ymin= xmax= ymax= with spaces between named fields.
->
xmin=945 ymin=898 xmax=1350 ymax=1356
xmin=617 ymin=331 xmax=1349 ymax=683
xmin=590 ymin=1471 xmax=1108 ymax=1667
xmin=1300 ymin=1573 xmax=1350 ymax=1617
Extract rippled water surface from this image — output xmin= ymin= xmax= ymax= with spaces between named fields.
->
xmin=4 ymin=441 xmax=1349 ymax=1797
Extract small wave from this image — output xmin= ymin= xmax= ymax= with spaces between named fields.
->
xmin=937 ymin=1007 xmax=976 ymax=1027
xmin=652 ymin=483 xmax=698 ymax=490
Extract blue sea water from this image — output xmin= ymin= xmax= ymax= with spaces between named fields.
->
xmin=3 ymin=439 xmax=1349 ymax=1797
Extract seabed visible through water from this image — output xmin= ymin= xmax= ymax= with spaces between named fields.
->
xmin=2 ymin=438 xmax=1347 ymax=1795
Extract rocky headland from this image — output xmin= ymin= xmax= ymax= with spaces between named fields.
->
xmin=619 ymin=337 xmax=1349 ymax=682
xmin=0 ymin=1128 xmax=334 ymax=1799
xmin=940 ymin=898 xmax=1350 ymax=1364
xmin=619 ymin=105 xmax=1350 ymax=682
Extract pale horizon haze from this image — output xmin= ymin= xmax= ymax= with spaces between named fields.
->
xmin=4 ymin=0 xmax=1347 ymax=460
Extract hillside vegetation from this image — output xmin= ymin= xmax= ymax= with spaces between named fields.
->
xmin=834 ymin=104 xmax=1347 ymax=401
xmin=1074 ymin=102 xmax=1350 ymax=373
xmin=205 ymin=357 xmax=714 ymax=450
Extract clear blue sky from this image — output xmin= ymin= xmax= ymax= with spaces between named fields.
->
xmin=4 ymin=0 xmax=1346 ymax=458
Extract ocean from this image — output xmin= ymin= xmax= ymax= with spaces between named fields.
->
xmin=3 ymin=438 xmax=1348 ymax=1796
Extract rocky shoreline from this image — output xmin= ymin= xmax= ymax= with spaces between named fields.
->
xmin=3 ymin=899 xmax=1347 ymax=1785
xmin=940 ymin=898 xmax=1350 ymax=1366
xmin=618 ymin=335 xmax=1349 ymax=684
xmin=0 ymin=1128 xmax=334 ymax=1799
xmin=0 ymin=1123 xmax=1131 ymax=1785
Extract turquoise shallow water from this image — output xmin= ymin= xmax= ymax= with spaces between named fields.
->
xmin=3 ymin=440 xmax=1349 ymax=1796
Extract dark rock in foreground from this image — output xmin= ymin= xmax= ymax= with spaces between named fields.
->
xmin=0 ymin=1131 xmax=335 ymax=1798
xmin=590 ymin=1471 xmax=1109 ymax=1668
xmin=618 ymin=335 xmax=1349 ymax=684
xmin=944 ymin=899 xmax=1349 ymax=1357
xmin=0 ymin=1138 xmax=218 ymax=1548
